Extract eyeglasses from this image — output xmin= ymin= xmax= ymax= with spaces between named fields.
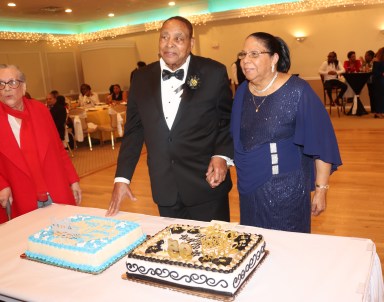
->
xmin=238 ymin=50 xmax=272 ymax=60
xmin=0 ymin=80 xmax=24 ymax=90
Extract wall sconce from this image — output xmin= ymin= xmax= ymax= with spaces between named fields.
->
xmin=295 ymin=36 xmax=306 ymax=42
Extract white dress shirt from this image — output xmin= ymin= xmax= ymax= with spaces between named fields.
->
xmin=160 ymin=56 xmax=190 ymax=129
xmin=319 ymin=61 xmax=345 ymax=81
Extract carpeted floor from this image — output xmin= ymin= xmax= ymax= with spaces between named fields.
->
xmin=70 ymin=140 xmax=121 ymax=177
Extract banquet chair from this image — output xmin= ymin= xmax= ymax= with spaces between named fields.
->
xmin=63 ymin=125 xmax=74 ymax=157
xmin=98 ymin=109 xmax=125 ymax=150
xmin=320 ymin=74 xmax=341 ymax=117
xmin=68 ymin=108 xmax=99 ymax=151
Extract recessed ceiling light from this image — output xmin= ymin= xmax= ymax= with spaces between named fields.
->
xmin=169 ymin=2 xmax=175 ymax=6
xmin=8 ymin=3 xmax=16 ymax=7
xmin=65 ymin=9 xmax=72 ymax=13
xmin=108 ymin=13 xmax=115 ymax=17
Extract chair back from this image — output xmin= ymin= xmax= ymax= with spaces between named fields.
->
xmin=109 ymin=113 xmax=118 ymax=129
xmin=68 ymin=108 xmax=86 ymax=117
xmin=112 ymin=104 xmax=127 ymax=114
xmin=320 ymin=74 xmax=325 ymax=85
xmin=80 ymin=116 xmax=88 ymax=131
xmin=69 ymin=108 xmax=88 ymax=133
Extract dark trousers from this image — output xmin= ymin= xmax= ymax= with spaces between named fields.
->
xmin=324 ymin=79 xmax=348 ymax=102
xmin=158 ymin=194 xmax=230 ymax=222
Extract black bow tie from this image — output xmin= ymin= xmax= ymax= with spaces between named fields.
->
xmin=162 ymin=69 xmax=184 ymax=81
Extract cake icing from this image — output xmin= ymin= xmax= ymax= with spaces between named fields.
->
xmin=126 ymin=224 xmax=266 ymax=296
xmin=26 ymin=215 xmax=146 ymax=274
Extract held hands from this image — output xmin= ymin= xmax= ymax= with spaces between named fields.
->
xmin=106 ymin=182 xmax=137 ymax=217
xmin=0 ymin=187 xmax=13 ymax=208
xmin=205 ymin=157 xmax=228 ymax=189
xmin=311 ymin=189 xmax=327 ymax=216
xmin=71 ymin=182 xmax=82 ymax=206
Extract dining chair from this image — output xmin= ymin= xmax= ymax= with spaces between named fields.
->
xmin=98 ymin=112 xmax=118 ymax=150
xmin=98 ymin=108 xmax=126 ymax=150
xmin=320 ymin=74 xmax=341 ymax=117
xmin=68 ymin=108 xmax=99 ymax=151
xmin=63 ymin=125 xmax=74 ymax=157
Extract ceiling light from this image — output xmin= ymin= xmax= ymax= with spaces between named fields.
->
xmin=295 ymin=36 xmax=306 ymax=42
xmin=108 ymin=13 xmax=115 ymax=17
xmin=7 ymin=3 xmax=16 ymax=7
xmin=169 ymin=2 xmax=176 ymax=6
xmin=65 ymin=9 xmax=72 ymax=13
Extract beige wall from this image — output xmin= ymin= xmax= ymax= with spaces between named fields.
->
xmin=0 ymin=5 xmax=383 ymax=103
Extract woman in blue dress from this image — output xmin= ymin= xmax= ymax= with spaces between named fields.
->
xmin=231 ymin=32 xmax=342 ymax=233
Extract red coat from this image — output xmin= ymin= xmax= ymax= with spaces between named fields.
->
xmin=0 ymin=98 xmax=79 ymax=223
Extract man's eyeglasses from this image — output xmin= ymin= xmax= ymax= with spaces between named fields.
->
xmin=238 ymin=50 xmax=272 ymax=60
xmin=0 ymin=80 xmax=24 ymax=90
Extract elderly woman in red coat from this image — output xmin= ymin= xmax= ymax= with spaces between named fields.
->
xmin=0 ymin=64 xmax=81 ymax=223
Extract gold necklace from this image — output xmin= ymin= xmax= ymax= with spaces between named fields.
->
xmin=251 ymin=94 xmax=268 ymax=113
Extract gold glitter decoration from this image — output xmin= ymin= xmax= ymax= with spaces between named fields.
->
xmin=1 ymin=0 xmax=382 ymax=48
xmin=200 ymin=224 xmax=239 ymax=258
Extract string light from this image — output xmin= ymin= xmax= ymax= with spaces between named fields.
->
xmin=0 ymin=0 xmax=382 ymax=48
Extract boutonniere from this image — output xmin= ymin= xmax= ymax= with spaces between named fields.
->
xmin=186 ymin=75 xmax=201 ymax=90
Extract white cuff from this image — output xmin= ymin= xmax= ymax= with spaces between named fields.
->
xmin=114 ymin=177 xmax=130 ymax=184
xmin=212 ymin=155 xmax=234 ymax=167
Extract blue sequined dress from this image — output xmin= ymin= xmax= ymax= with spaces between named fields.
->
xmin=230 ymin=76 xmax=342 ymax=233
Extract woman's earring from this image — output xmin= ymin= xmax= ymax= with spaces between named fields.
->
xmin=271 ymin=65 xmax=275 ymax=73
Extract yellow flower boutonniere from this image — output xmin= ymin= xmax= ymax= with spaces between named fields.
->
xmin=186 ymin=75 xmax=201 ymax=90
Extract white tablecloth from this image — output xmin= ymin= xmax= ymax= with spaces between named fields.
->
xmin=0 ymin=205 xmax=383 ymax=302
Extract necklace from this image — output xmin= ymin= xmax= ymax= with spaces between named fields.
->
xmin=251 ymin=94 xmax=268 ymax=113
xmin=250 ymin=72 xmax=278 ymax=94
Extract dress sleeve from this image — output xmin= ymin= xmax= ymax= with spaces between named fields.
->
xmin=293 ymin=83 xmax=342 ymax=173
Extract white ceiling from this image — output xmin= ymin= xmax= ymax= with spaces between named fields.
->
xmin=0 ymin=0 xmax=204 ymax=23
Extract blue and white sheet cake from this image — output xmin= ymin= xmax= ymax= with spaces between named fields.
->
xmin=25 ymin=215 xmax=146 ymax=274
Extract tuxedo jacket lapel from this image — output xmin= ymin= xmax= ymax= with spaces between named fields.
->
xmin=171 ymin=55 xmax=199 ymax=131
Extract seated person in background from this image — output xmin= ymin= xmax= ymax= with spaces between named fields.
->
xmin=51 ymin=89 xmax=70 ymax=108
xmin=78 ymin=83 xmax=99 ymax=108
xmin=231 ymin=58 xmax=246 ymax=92
xmin=360 ymin=50 xmax=375 ymax=72
xmin=130 ymin=61 xmax=146 ymax=83
xmin=106 ymin=84 xmax=127 ymax=104
xmin=344 ymin=51 xmax=362 ymax=73
xmin=319 ymin=51 xmax=348 ymax=106
xmin=46 ymin=92 xmax=56 ymax=109
xmin=49 ymin=95 xmax=67 ymax=141
xmin=360 ymin=50 xmax=375 ymax=112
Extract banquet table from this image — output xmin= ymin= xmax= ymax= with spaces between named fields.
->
xmin=1 ymin=205 xmax=383 ymax=302
xmin=85 ymin=106 xmax=111 ymax=141
xmin=69 ymin=106 xmax=120 ymax=142
xmin=343 ymin=72 xmax=371 ymax=116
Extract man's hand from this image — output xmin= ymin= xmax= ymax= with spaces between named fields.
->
xmin=106 ymin=182 xmax=137 ymax=216
xmin=205 ymin=157 xmax=228 ymax=188
xmin=70 ymin=182 xmax=82 ymax=205
xmin=0 ymin=187 xmax=12 ymax=208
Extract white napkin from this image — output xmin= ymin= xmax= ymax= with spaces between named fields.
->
xmin=73 ymin=116 xmax=84 ymax=142
xmin=87 ymin=122 xmax=98 ymax=130
xmin=117 ymin=113 xmax=124 ymax=137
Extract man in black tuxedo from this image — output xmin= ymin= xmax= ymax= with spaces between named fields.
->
xmin=106 ymin=16 xmax=233 ymax=222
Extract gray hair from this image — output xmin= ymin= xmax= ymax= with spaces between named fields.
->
xmin=0 ymin=64 xmax=26 ymax=82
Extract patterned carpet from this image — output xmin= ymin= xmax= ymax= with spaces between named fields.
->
xmin=70 ymin=140 xmax=121 ymax=177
